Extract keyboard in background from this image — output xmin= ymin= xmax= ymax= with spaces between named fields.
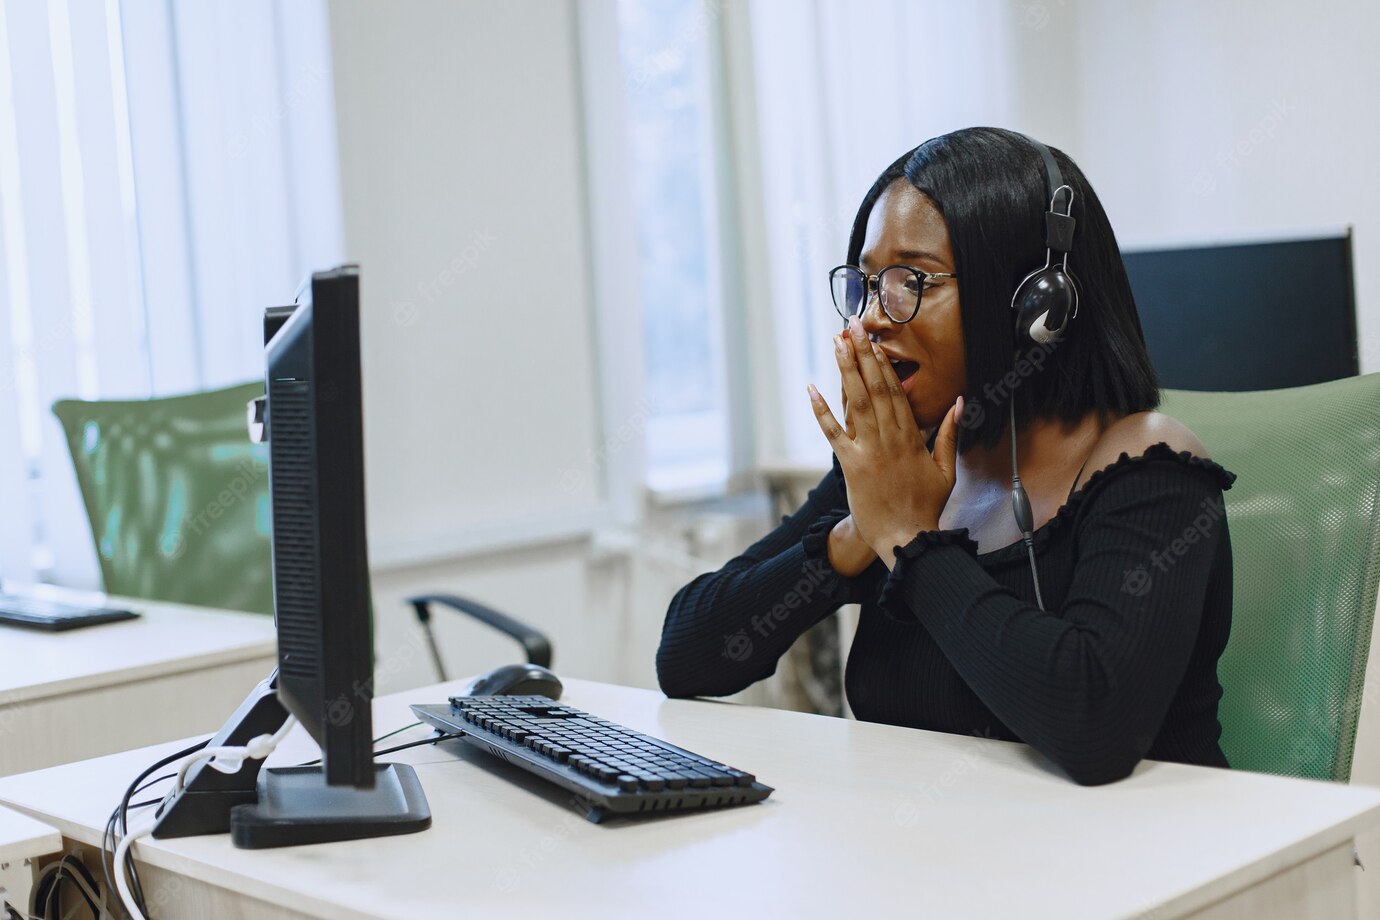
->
xmin=0 ymin=594 xmax=139 ymax=631
xmin=412 ymin=695 xmax=773 ymax=823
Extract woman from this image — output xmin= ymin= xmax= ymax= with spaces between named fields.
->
xmin=656 ymin=127 xmax=1235 ymax=786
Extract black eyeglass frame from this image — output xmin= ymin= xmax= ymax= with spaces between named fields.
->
xmin=828 ymin=264 xmax=959 ymax=324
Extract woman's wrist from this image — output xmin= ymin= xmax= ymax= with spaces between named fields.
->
xmin=826 ymin=515 xmax=877 ymax=578
xmin=875 ymin=521 xmax=941 ymax=571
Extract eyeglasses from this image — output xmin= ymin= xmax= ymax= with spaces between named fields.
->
xmin=828 ymin=264 xmax=959 ymax=324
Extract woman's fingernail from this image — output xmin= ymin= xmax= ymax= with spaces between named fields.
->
xmin=835 ymin=336 xmax=846 ymax=356
xmin=807 ymin=384 xmax=820 ymax=401
xmin=956 ymin=395 xmax=965 ymax=421
xmin=849 ymin=316 xmax=862 ymax=335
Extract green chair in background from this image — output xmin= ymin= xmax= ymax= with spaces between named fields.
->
xmin=53 ymin=381 xmax=554 ymax=671
xmin=52 ymin=381 xmax=274 ymax=615
xmin=1161 ymin=373 xmax=1380 ymax=782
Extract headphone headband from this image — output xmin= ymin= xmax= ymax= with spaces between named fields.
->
xmin=1012 ymin=133 xmax=1080 ymax=345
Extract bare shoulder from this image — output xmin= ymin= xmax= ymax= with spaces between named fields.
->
xmin=1083 ymin=411 xmax=1209 ymax=476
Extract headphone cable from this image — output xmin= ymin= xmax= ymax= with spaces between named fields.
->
xmin=1010 ymin=394 xmax=1047 ymax=611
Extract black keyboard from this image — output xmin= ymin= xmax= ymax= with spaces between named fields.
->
xmin=0 ymin=594 xmax=139 ymax=631
xmin=412 ymin=696 xmax=773 ymax=823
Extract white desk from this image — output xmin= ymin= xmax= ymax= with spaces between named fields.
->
xmin=0 ymin=588 xmax=277 ymax=776
xmin=1 ymin=678 xmax=1379 ymax=919
xmin=0 ymin=804 xmax=61 ymax=915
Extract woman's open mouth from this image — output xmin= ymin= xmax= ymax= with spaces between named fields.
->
xmin=890 ymin=359 xmax=920 ymax=390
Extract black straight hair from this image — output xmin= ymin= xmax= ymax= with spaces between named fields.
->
xmin=846 ymin=127 xmax=1160 ymax=452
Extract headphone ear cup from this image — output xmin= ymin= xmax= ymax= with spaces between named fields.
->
xmin=1012 ymin=266 xmax=1079 ymax=344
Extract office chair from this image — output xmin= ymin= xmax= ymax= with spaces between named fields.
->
xmin=1161 ymin=373 xmax=1380 ymax=782
xmin=54 ymin=384 xmax=557 ymax=673
xmin=52 ymin=382 xmax=276 ymax=615
xmin=407 ymin=593 xmax=553 ymax=680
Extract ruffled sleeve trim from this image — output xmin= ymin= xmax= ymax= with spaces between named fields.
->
xmin=876 ymin=528 xmax=980 ymax=618
xmin=1008 ymin=441 xmax=1236 ymax=550
xmin=965 ymin=441 xmax=1238 ymax=567
xmin=800 ymin=509 xmax=868 ymax=604
xmin=873 ymin=441 xmax=1237 ymax=619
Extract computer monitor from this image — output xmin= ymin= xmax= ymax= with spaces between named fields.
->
xmin=152 ymin=265 xmax=429 ymax=848
xmin=1122 ymin=230 xmax=1357 ymax=391
xmin=263 ymin=265 xmax=375 ymax=787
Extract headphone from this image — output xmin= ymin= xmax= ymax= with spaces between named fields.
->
xmin=1009 ymin=134 xmax=1079 ymax=610
xmin=1012 ymin=137 xmax=1080 ymax=346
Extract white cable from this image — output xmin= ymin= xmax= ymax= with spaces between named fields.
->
xmin=28 ymin=855 xmax=110 ymax=920
xmin=42 ymin=858 xmax=110 ymax=919
xmin=112 ymin=814 xmax=155 ymax=920
xmin=172 ymin=715 xmax=297 ymax=794
xmin=112 ymin=714 xmax=297 ymax=920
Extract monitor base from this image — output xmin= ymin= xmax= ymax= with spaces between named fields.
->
xmin=152 ymin=673 xmax=288 ymax=839
xmin=230 ymin=764 xmax=431 ymax=849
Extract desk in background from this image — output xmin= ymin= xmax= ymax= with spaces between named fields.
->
xmin=0 ymin=804 xmax=61 ymax=915
xmin=0 ymin=588 xmax=276 ymax=776
xmin=1 ymin=677 xmax=1378 ymax=919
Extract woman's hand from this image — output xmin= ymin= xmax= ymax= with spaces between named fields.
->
xmin=826 ymin=514 xmax=876 ymax=577
xmin=809 ymin=316 xmax=962 ymax=569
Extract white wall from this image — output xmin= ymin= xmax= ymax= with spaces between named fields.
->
xmin=1065 ymin=0 xmax=1379 ymax=368
xmin=328 ymin=0 xmax=608 ymax=570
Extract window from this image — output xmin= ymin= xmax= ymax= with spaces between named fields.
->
xmin=0 ymin=0 xmax=342 ymax=587
xmin=615 ymin=0 xmax=731 ymax=492
xmin=745 ymin=0 xmax=1015 ymax=464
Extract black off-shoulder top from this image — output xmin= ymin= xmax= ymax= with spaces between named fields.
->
xmin=656 ymin=443 xmax=1237 ymax=786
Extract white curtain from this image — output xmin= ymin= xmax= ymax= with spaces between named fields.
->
xmin=0 ymin=0 xmax=343 ymax=588
xmin=745 ymin=0 xmax=1018 ymax=465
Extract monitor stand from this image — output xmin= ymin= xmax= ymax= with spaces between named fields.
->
xmin=229 ymin=763 xmax=431 ymax=849
xmin=152 ymin=671 xmax=431 ymax=848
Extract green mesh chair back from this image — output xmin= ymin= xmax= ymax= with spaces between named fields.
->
xmin=1160 ymin=373 xmax=1380 ymax=781
xmin=51 ymin=382 xmax=274 ymax=615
